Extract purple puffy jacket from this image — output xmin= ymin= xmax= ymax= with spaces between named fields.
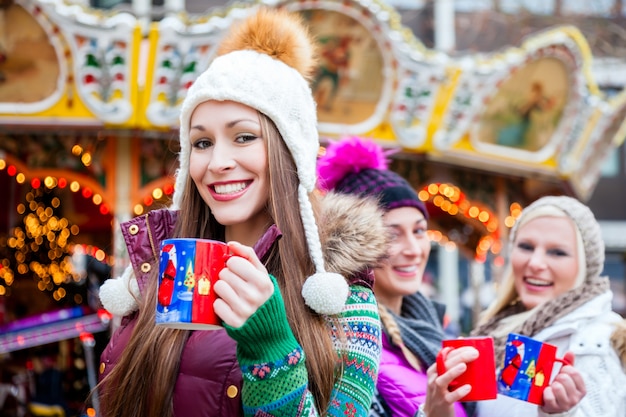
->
xmin=98 ymin=209 xmax=246 ymax=416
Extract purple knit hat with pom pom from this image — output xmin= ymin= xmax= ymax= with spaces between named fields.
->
xmin=317 ymin=136 xmax=428 ymax=218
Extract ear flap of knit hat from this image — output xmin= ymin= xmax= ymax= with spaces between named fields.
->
xmin=174 ymin=8 xmax=349 ymax=315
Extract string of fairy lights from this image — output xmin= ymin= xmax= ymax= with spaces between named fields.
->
xmin=420 ymin=182 xmax=507 ymax=262
xmin=419 ymin=182 xmax=522 ymax=263
xmin=132 ymin=182 xmax=175 ymax=216
xmin=0 ymin=158 xmax=113 ymax=303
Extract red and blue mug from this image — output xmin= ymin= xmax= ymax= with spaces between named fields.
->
xmin=156 ymin=238 xmax=231 ymax=330
xmin=498 ymin=333 xmax=571 ymax=405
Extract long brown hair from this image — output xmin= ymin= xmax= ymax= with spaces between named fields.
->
xmin=98 ymin=111 xmax=338 ymax=416
xmin=261 ymin=113 xmax=339 ymax=412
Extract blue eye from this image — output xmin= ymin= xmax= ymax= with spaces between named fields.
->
xmin=236 ymin=134 xmax=259 ymax=143
xmin=192 ymin=138 xmax=213 ymax=149
xmin=414 ymin=227 xmax=427 ymax=237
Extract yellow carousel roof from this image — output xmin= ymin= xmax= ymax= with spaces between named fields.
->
xmin=1 ymin=0 xmax=625 ymax=203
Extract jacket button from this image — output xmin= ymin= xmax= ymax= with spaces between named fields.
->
xmin=129 ymin=224 xmax=139 ymax=235
xmin=99 ymin=363 xmax=106 ymax=374
xmin=141 ymin=263 xmax=151 ymax=273
xmin=226 ymin=385 xmax=238 ymax=398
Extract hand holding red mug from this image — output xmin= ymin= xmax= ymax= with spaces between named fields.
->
xmin=436 ymin=337 xmax=498 ymax=402
xmin=540 ymin=351 xmax=586 ymax=414
xmin=213 ymin=241 xmax=274 ymax=328
xmin=424 ymin=346 xmax=480 ymax=417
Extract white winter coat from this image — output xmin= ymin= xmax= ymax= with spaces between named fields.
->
xmin=477 ymin=291 xmax=626 ymax=417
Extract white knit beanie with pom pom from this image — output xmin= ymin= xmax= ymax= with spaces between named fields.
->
xmin=170 ymin=8 xmax=347 ymax=315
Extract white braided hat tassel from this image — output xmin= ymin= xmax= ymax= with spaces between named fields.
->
xmin=298 ymin=185 xmax=349 ymax=315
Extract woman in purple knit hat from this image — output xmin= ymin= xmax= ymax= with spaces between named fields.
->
xmin=317 ymin=136 xmax=474 ymax=417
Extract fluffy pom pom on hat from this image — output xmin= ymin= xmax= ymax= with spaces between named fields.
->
xmin=171 ymin=8 xmax=347 ymax=315
xmin=317 ymin=136 xmax=428 ymax=218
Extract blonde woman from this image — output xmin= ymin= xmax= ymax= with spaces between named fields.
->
xmin=428 ymin=195 xmax=626 ymax=417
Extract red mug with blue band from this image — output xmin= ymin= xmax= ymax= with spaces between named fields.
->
xmin=156 ymin=238 xmax=232 ymax=330
xmin=498 ymin=333 xmax=571 ymax=405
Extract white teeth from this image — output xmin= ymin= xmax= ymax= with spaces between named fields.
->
xmin=525 ymin=278 xmax=551 ymax=286
xmin=395 ymin=266 xmax=418 ymax=273
xmin=214 ymin=182 xmax=247 ymax=194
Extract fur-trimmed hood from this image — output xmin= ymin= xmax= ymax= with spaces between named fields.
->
xmin=99 ymin=192 xmax=388 ymax=317
xmin=318 ymin=192 xmax=388 ymax=277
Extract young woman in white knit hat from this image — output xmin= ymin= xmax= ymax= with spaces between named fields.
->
xmin=96 ymin=8 xmax=386 ymax=417
xmin=426 ymin=195 xmax=626 ymax=417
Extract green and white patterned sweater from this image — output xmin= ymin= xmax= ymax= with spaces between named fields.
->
xmin=225 ymin=276 xmax=381 ymax=417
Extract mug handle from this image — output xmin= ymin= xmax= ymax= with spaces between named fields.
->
xmin=555 ymin=357 xmax=572 ymax=367
xmin=436 ymin=347 xmax=461 ymax=389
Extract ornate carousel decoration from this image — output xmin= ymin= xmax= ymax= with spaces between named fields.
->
xmin=1 ymin=0 xmax=625 ymax=261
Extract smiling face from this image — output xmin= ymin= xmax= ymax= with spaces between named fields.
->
xmin=511 ymin=216 xmax=580 ymax=310
xmin=374 ymin=206 xmax=430 ymax=314
xmin=188 ymin=100 xmax=272 ymax=244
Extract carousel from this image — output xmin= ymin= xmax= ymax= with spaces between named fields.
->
xmin=1 ymin=0 xmax=625 ymax=353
